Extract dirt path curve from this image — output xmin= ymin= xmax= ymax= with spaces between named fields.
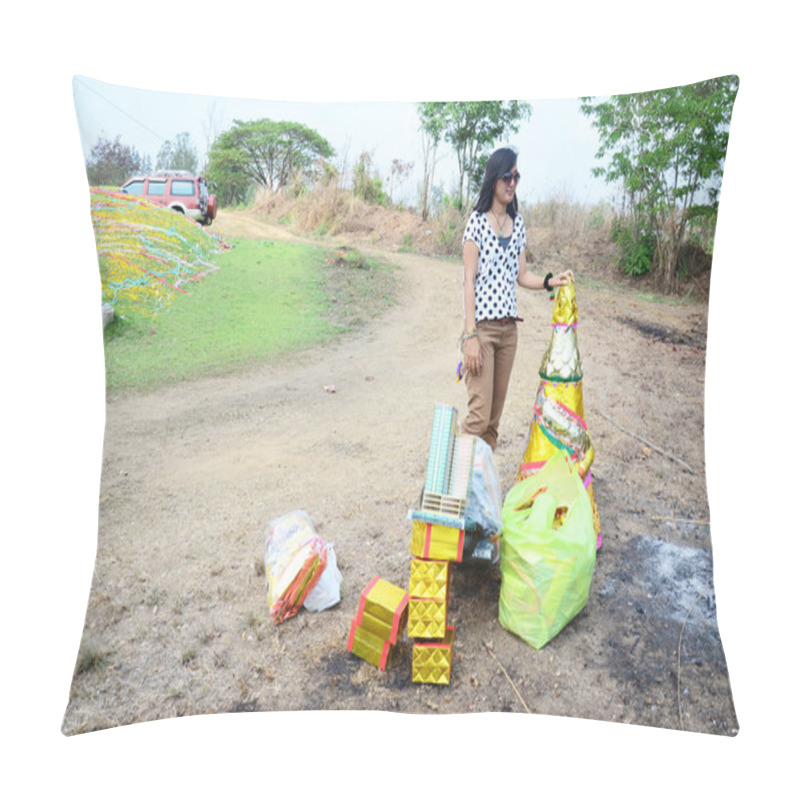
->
xmin=63 ymin=209 xmax=737 ymax=736
xmin=102 ymin=209 xmax=472 ymax=530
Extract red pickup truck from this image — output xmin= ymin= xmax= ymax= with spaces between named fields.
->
xmin=120 ymin=170 xmax=218 ymax=226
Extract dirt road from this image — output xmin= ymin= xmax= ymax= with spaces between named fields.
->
xmin=62 ymin=210 xmax=737 ymax=735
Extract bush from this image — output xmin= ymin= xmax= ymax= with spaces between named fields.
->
xmin=352 ymin=152 xmax=388 ymax=207
xmin=610 ymin=217 xmax=655 ymax=277
xmin=432 ymin=206 xmax=469 ymax=255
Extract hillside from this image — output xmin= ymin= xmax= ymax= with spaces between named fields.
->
xmin=248 ymin=187 xmax=712 ymax=302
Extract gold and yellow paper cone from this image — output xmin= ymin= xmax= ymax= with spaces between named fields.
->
xmin=518 ymin=278 xmax=601 ymax=543
xmin=551 ymin=277 xmax=579 ymax=326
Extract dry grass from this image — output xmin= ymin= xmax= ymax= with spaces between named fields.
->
xmin=252 ymin=185 xmax=471 ymax=256
xmin=522 ymin=196 xmax=614 ymax=254
xmin=248 ymin=185 xmax=627 ymax=284
xmin=254 ymin=182 xmax=351 ymax=236
xmin=74 ymin=636 xmax=112 ymax=675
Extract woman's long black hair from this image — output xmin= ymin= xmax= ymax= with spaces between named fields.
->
xmin=473 ymin=147 xmax=519 ymax=217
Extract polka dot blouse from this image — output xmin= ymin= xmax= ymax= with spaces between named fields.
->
xmin=462 ymin=210 xmax=527 ymax=322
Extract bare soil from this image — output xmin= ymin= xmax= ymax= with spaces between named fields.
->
xmin=62 ymin=208 xmax=737 ymax=736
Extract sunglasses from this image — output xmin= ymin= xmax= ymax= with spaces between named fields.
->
xmin=500 ymin=171 xmax=521 ymax=185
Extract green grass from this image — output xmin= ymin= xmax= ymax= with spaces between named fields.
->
xmin=103 ymin=238 xmax=396 ymax=392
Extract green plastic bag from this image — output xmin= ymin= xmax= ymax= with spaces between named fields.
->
xmin=499 ymin=453 xmax=596 ymax=649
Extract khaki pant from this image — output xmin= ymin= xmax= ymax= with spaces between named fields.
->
xmin=462 ymin=320 xmax=518 ymax=450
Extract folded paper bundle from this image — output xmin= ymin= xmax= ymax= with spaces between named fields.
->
xmin=264 ymin=511 xmax=329 ymax=625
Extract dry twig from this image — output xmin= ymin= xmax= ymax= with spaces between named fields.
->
xmin=595 ymin=409 xmax=696 ymax=474
xmin=652 ymin=516 xmax=709 ymax=526
xmin=484 ymin=641 xmax=532 ymax=714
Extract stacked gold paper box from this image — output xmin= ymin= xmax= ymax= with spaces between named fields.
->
xmin=347 ymin=576 xmax=409 ymax=670
xmin=346 ymin=404 xmax=478 ymax=683
xmin=407 ymin=403 xmax=474 ymax=684
xmin=518 ymin=279 xmax=601 ymax=545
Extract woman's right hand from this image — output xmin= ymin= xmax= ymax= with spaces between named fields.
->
xmin=463 ymin=335 xmax=482 ymax=375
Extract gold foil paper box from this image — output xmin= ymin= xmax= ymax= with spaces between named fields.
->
xmin=409 ymin=558 xmax=451 ymax=601
xmin=346 ymin=576 xmax=409 ymax=670
xmin=347 ymin=618 xmax=394 ymax=670
xmin=408 ymin=596 xmax=448 ymax=639
xmin=357 ymin=606 xmax=409 ymax=644
xmin=356 ymin=576 xmax=409 ymax=642
xmin=409 ymin=520 xmax=464 ymax=563
xmin=412 ymin=626 xmax=455 ymax=684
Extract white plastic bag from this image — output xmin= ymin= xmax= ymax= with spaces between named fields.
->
xmin=304 ymin=542 xmax=343 ymax=612
xmin=462 ymin=437 xmax=503 ymax=562
xmin=264 ymin=510 xmax=328 ymax=624
xmin=466 ymin=437 xmax=503 ymax=535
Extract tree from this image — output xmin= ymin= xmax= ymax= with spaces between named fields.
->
xmin=417 ymin=101 xmax=532 ymax=209
xmin=206 ymin=119 xmax=334 ymax=204
xmin=200 ymin=100 xmax=225 ymax=172
xmin=155 ymin=132 xmax=198 ymax=172
xmin=418 ymin=127 xmax=441 ymax=221
xmin=352 ymin=151 xmax=388 ymax=206
xmin=204 ymin=145 xmax=252 ymax=207
xmin=581 ymin=76 xmax=738 ymax=292
xmin=85 ymin=135 xmax=148 ymax=187
xmin=388 ymin=158 xmax=414 ymax=206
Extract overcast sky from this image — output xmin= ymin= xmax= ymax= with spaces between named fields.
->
xmin=73 ymin=74 xmax=613 ymax=207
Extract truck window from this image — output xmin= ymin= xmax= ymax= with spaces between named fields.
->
xmin=170 ymin=180 xmax=196 ymax=197
xmin=147 ymin=180 xmax=167 ymax=196
xmin=123 ymin=181 xmax=144 ymax=196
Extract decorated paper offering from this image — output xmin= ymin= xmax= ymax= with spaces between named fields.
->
xmin=412 ymin=627 xmax=455 ymax=685
xmin=423 ymin=404 xmax=459 ymax=496
xmin=411 ymin=406 xmax=475 ymax=529
xmin=264 ymin=511 xmax=328 ymax=625
xmin=517 ymin=277 xmax=601 ymax=545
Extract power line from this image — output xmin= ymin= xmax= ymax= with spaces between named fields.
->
xmin=74 ymin=77 xmax=168 ymax=146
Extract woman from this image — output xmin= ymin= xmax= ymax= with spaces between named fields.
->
xmin=461 ymin=147 xmax=573 ymax=450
